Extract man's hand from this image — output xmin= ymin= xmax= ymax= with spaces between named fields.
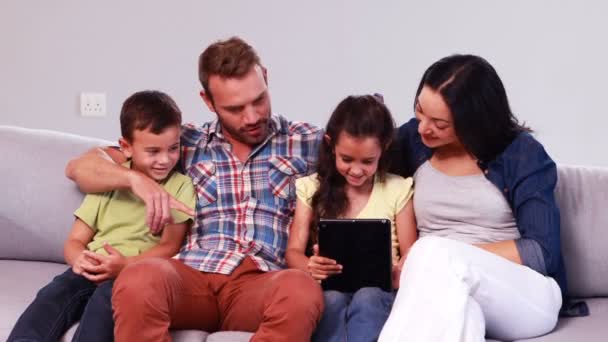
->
xmin=307 ymin=244 xmax=342 ymax=281
xmin=80 ymin=243 xmax=127 ymax=283
xmin=128 ymin=171 xmax=195 ymax=234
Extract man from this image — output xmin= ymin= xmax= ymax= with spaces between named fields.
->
xmin=66 ymin=37 xmax=324 ymax=342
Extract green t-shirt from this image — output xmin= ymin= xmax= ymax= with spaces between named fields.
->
xmin=73 ymin=166 xmax=196 ymax=257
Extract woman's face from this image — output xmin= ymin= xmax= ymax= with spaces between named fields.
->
xmin=415 ymin=86 xmax=461 ymax=149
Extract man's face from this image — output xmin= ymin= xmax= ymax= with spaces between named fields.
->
xmin=119 ymin=125 xmax=181 ymax=182
xmin=202 ymin=64 xmax=271 ymax=147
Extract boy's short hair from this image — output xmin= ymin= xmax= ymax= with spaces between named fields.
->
xmin=120 ymin=90 xmax=182 ymax=142
xmin=198 ymin=36 xmax=261 ymax=103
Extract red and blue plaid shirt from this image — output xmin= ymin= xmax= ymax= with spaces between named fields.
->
xmin=177 ymin=115 xmax=322 ymax=274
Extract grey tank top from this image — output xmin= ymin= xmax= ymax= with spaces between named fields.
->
xmin=414 ymin=161 xmax=520 ymax=244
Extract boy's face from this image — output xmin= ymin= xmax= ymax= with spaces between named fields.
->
xmin=119 ymin=125 xmax=181 ymax=182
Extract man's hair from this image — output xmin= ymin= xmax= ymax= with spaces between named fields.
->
xmin=198 ymin=36 xmax=262 ymax=103
xmin=120 ymin=90 xmax=182 ymax=142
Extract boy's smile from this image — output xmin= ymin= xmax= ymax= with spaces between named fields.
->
xmin=119 ymin=125 xmax=181 ymax=182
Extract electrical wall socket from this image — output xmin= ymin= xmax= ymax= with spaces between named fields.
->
xmin=80 ymin=92 xmax=107 ymax=117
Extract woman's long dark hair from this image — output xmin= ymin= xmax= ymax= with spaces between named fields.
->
xmin=309 ymin=95 xmax=395 ymax=245
xmin=416 ymin=54 xmax=530 ymax=162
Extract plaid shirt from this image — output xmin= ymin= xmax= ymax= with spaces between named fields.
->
xmin=176 ymin=115 xmax=322 ymax=274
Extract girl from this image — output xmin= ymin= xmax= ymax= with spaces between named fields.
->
xmin=286 ymin=95 xmax=417 ymax=342
xmin=379 ymin=55 xmax=566 ymax=341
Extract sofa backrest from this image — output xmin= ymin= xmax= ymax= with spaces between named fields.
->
xmin=556 ymin=165 xmax=608 ymax=298
xmin=0 ymin=125 xmax=111 ymax=263
xmin=1 ymin=125 xmax=607 ymax=297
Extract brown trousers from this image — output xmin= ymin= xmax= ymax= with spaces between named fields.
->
xmin=111 ymin=257 xmax=323 ymax=342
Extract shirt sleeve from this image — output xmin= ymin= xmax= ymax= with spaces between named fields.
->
xmin=391 ymin=176 xmax=414 ymax=213
xmin=508 ymin=136 xmax=561 ymax=278
xmin=296 ymin=175 xmax=318 ymax=208
xmin=73 ymin=193 xmax=104 ymax=232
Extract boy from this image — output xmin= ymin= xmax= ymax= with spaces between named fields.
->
xmin=8 ymin=90 xmax=196 ymax=342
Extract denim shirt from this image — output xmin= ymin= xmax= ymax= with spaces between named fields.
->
xmin=389 ymin=118 xmax=568 ymax=296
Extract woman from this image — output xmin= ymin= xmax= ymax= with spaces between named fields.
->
xmin=379 ymin=55 xmax=565 ymax=341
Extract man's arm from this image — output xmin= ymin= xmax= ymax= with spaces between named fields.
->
xmin=65 ymin=147 xmax=130 ymax=193
xmin=80 ymin=220 xmax=191 ymax=283
xmin=66 ymin=147 xmax=194 ymax=233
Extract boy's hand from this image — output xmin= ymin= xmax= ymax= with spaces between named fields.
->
xmin=392 ymin=257 xmax=407 ymax=289
xmin=128 ymin=171 xmax=195 ymax=235
xmin=307 ymin=244 xmax=342 ymax=281
xmin=72 ymin=251 xmax=100 ymax=275
xmin=80 ymin=243 xmax=127 ymax=283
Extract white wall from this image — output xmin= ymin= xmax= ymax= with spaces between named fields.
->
xmin=1 ymin=1 xmax=607 ymax=166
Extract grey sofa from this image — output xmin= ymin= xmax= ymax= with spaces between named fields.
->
xmin=1 ymin=125 xmax=607 ymax=341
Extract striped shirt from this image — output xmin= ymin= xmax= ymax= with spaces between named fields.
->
xmin=176 ymin=115 xmax=322 ymax=274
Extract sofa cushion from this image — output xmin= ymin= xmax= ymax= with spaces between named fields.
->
xmin=555 ymin=166 xmax=608 ymax=297
xmin=0 ymin=260 xmax=71 ymax=340
xmin=516 ymin=298 xmax=608 ymax=342
xmin=0 ymin=260 xmax=210 ymax=341
xmin=0 ymin=126 xmax=110 ymax=263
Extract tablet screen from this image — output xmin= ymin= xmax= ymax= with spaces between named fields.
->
xmin=318 ymin=218 xmax=392 ymax=292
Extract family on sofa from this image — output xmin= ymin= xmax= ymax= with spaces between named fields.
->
xmin=7 ymin=36 xmax=577 ymax=342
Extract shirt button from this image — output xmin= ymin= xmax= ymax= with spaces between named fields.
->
xmin=484 ymin=170 xmax=489 ymax=175
xmin=503 ymin=187 xmax=509 ymax=193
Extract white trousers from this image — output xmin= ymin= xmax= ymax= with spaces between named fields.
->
xmin=378 ymin=236 xmax=562 ymax=342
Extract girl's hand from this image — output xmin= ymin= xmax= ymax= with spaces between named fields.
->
xmin=392 ymin=256 xmax=407 ymax=289
xmin=307 ymin=244 xmax=342 ymax=281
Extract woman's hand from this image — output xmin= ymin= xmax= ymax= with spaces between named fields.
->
xmin=307 ymin=244 xmax=343 ymax=281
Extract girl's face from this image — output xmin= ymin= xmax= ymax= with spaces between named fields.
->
xmin=415 ymin=86 xmax=461 ymax=149
xmin=332 ymin=131 xmax=382 ymax=189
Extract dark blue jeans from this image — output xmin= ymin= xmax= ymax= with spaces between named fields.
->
xmin=313 ymin=287 xmax=396 ymax=342
xmin=7 ymin=268 xmax=114 ymax=342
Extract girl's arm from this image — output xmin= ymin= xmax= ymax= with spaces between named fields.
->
xmin=393 ymin=200 xmax=417 ymax=288
xmin=286 ymin=198 xmax=341 ymax=280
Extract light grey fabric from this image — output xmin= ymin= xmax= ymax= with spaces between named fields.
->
xmin=555 ymin=165 xmax=608 ymax=297
xmin=0 ymin=125 xmax=111 ymax=263
xmin=206 ymin=331 xmax=254 ymax=342
xmin=516 ymin=298 xmax=608 ymax=342
xmin=0 ymin=260 xmax=70 ymax=340
xmin=414 ymin=161 xmax=521 ymax=244
xmin=171 ymin=330 xmax=211 ymax=341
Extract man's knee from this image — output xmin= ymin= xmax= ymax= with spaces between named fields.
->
xmin=271 ymin=269 xmax=324 ymax=318
xmin=112 ymin=258 xmax=178 ymax=307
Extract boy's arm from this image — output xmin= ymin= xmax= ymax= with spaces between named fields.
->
xmin=64 ymin=218 xmax=98 ymax=275
xmin=80 ymin=221 xmax=190 ymax=283
xmin=66 ymin=147 xmax=194 ymax=233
